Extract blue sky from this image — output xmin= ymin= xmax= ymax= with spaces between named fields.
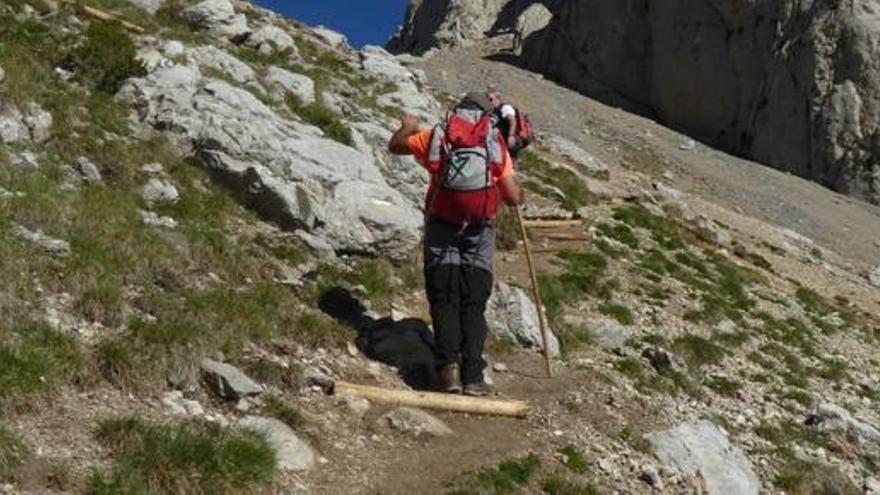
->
xmin=255 ymin=0 xmax=410 ymax=48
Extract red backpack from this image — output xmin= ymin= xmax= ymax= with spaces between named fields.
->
xmin=515 ymin=108 xmax=535 ymax=145
xmin=425 ymin=107 xmax=507 ymax=224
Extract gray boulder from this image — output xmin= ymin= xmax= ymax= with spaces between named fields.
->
xmin=12 ymin=224 xmax=70 ymax=257
xmin=374 ymin=407 xmax=452 ymax=438
xmin=246 ymin=25 xmax=297 ymax=55
xmin=808 ymin=403 xmax=880 ymax=463
xmin=544 ymin=135 xmax=609 ymax=178
xmin=692 ymin=215 xmax=733 ymax=247
xmin=350 ymin=122 xmax=428 ymax=206
xmin=265 ymin=66 xmax=315 ymax=105
xmin=0 ymin=103 xmax=26 ymax=144
xmin=200 ymin=358 xmax=262 ymax=401
xmin=584 ymin=316 xmax=632 ymax=350
xmin=360 ymin=45 xmax=417 ymax=86
xmin=648 ymin=420 xmax=760 ymax=495
xmin=120 ymin=66 xmax=421 ymax=257
xmin=239 ymin=416 xmax=315 ymax=472
xmin=311 ymin=25 xmax=348 ymax=48
xmin=141 ymin=178 xmax=180 ymax=203
xmin=486 ymin=281 xmax=560 ymax=357
xmin=187 ymin=46 xmax=256 ymax=84
xmin=180 ymin=0 xmax=250 ymax=40
xmin=514 ymin=3 xmax=553 ymax=54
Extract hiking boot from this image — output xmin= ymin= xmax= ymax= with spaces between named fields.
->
xmin=462 ymin=381 xmax=493 ymax=397
xmin=436 ymin=363 xmax=462 ymax=394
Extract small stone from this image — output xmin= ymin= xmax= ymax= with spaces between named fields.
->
xmin=163 ymin=40 xmax=185 ymax=58
xmin=336 ymin=393 xmax=370 ymax=419
xmin=200 ymin=358 xmax=262 ymax=401
xmin=11 ymin=152 xmax=39 ymax=168
xmin=235 ymin=398 xmax=252 ymax=412
xmin=162 ymin=391 xmax=187 ymax=415
xmin=141 ymin=162 xmax=165 ymax=174
xmin=13 ymin=224 xmax=70 ymax=256
xmin=346 ymin=341 xmax=359 ymax=357
xmin=678 ymin=137 xmax=696 ymax=150
xmin=492 ymin=362 xmax=508 ymax=373
xmin=75 ymin=157 xmax=102 ymax=184
xmin=239 ymin=416 xmax=315 ymax=472
xmin=0 ymin=64 xmax=4 ymax=83
xmin=639 ymin=467 xmax=664 ymax=489
xmin=374 ymin=407 xmax=452 ymax=438
xmin=716 ymin=319 xmax=737 ymax=335
xmin=139 ymin=209 xmax=178 ymax=229
xmin=302 ymin=366 xmax=334 ymax=391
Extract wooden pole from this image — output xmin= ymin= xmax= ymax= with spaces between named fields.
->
xmin=60 ymin=0 xmax=146 ymax=33
xmin=333 ymin=381 xmax=529 ymax=418
xmin=514 ymin=206 xmax=554 ymax=378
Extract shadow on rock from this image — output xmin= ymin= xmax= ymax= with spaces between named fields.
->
xmin=318 ymin=286 xmax=438 ymax=390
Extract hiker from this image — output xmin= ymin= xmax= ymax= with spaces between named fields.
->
xmin=387 ymin=93 xmax=524 ymax=396
xmin=486 ymin=88 xmax=533 ymax=160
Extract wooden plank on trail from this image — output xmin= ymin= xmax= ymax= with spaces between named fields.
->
xmin=333 ymin=381 xmax=530 ymax=418
xmin=523 ymin=220 xmax=583 ymax=229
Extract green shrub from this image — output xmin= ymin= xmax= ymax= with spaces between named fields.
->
xmin=286 ymin=95 xmax=352 ymax=146
xmin=90 ymin=417 xmax=277 ymax=494
xmin=450 ymin=454 xmax=541 ymax=495
xmin=263 ymin=395 xmax=305 ymax=431
xmin=672 ymin=334 xmax=726 ymax=368
xmin=558 ymin=445 xmax=588 ymax=474
xmin=596 ymin=302 xmax=634 ymax=325
xmin=68 ymin=20 xmax=146 ymax=93
xmin=542 ymin=476 xmax=601 ymax=495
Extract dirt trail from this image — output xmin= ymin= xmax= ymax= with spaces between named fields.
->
xmin=412 ymin=46 xmax=880 ymax=270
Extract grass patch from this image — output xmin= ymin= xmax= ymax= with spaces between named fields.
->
xmin=262 ymin=394 xmax=305 ymax=432
xmin=612 ymin=205 xmax=684 ymax=250
xmin=518 ymin=151 xmax=594 ymax=210
xmin=777 ymin=388 xmax=813 ymax=407
xmin=0 ymin=423 xmax=29 ymax=481
xmin=596 ymin=302 xmax=634 ymax=325
xmin=450 ymin=454 xmax=541 ymax=495
xmin=794 ymin=287 xmax=857 ymax=334
xmin=760 ymin=343 xmax=811 ymax=389
xmin=285 ymin=94 xmax=352 ymax=146
xmin=671 ymin=334 xmax=726 ymax=368
xmin=594 ymin=222 xmax=638 ymax=249
xmin=542 ymin=475 xmax=601 ymax=495
xmin=539 ymin=249 xmax=613 ymax=321
xmin=0 ymin=322 xmax=86 ymax=409
xmin=706 ymin=376 xmax=742 ymax=398
xmin=557 ymin=445 xmax=588 ymax=474
xmin=774 ymin=460 xmax=859 ymax=494
xmin=90 ymin=417 xmax=277 ymax=494
xmin=555 ymin=323 xmax=594 ymax=355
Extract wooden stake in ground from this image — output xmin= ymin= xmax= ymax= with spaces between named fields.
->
xmin=514 ymin=206 xmax=555 ymax=378
xmin=334 ymin=381 xmax=529 ymax=418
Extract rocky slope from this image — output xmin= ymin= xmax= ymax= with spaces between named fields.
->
xmin=392 ymin=0 xmax=880 ymax=206
xmin=1 ymin=0 xmax=880 ymax=494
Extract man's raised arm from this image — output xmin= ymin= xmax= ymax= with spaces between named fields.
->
xmin=388 ymin=114 xmax=421 ymax=155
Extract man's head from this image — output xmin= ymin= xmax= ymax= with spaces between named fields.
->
xmin=486 ymin=86 xmax=503 ymax=109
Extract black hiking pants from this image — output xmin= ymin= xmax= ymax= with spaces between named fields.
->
xmin=424 ymin=219 xmax=495 ymax=385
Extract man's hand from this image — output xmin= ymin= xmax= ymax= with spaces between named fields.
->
xmin=401 ymin=114 xmax=420 ymax=131
xmin=507 ymin=135 xmax=517 ymax=149
xmin=388 ymin=113 xmax=421 ymax=155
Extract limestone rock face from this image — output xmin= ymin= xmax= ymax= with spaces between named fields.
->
xmin=388 ymin=0 xmax=513 ymax=54
xmin=120 ymin=65 xmax=421 ymax=257
xmin=524 ymin=0 xmax=880 ymax=204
